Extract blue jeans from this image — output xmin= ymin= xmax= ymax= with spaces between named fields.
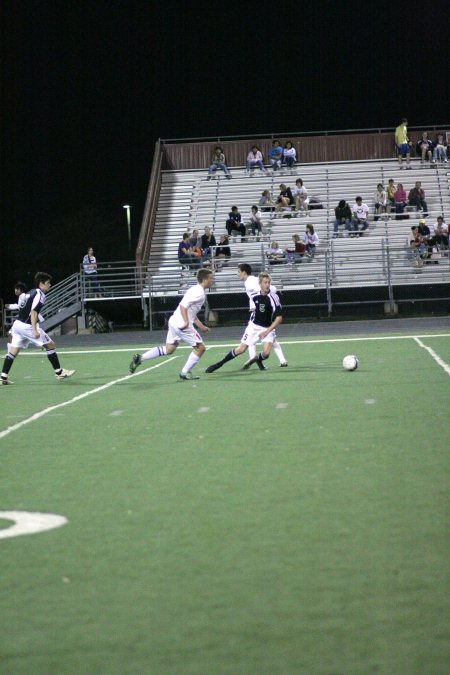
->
xmin=333 ymin=218 xmax=352 ymax=234
xmin=432 ymin=146 xmax=448 ymax=162
xmin=284 ymin=156 xmax=295 ymax=167
xmin=208 ymin=162 xmax=230 ymax=175
xmin=246 ymin=160 xmax=265 ymax=172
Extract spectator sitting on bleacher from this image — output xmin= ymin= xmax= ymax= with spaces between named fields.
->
xmin=408 ymin=181 xmax=428 ymax=214
xmin=303 ymin=224 xmax=319 ymax=259
xmin=201 ymin=226 xmax=217 ymax=258
xmin=214 ymin=234 xmax=231 ymax=269
xmin=351 ymin=196 xmax=370 ymax=236
xmin=285 ymin=234 xmax=306 ymax=262
xmin=226 ymin=205 xmax=246 ymax=240
xmin=418 ymin=218 xmax=432 ymax=256
xmin=268 ymin=140 xmax=283 ymax=171
xmin=374 ymin=183 xmax=387 ymax=216
xmin=266 ymin=241 xmax=285 ymax=264
xmin=416 ymin=132 xmax=433 ymax=165
xmin=246 ymin=146 xmax=266 ymax=173
xmin=386 ymin=179 xmax=396 ymax=209
xmin=207 ymin=146 xmax=232 ymax=180
xmin=283 ymin=141 xmax=296 ymax=169
xmin=432 ymin=134 xmax=448 ymax=164
xmin=276 ymin=183 xmax=295 ymax=214
xmin=431 ymin=216 xmax=448 ymax=249
xmin=247 ymin=205 xmax=263 ymax=239
xmin=188 ymin=229 xmax=200 ymax=248
xmin=394 ymin=182 xmax=408 ymax=218
xmin=294 ymin=178 xmax=309 ymax=213
xmin=259 ymin=189 xmax=275 ymax=212
xmin=408 ymin=226 xmax=428 ymax=267
xmin=178 ymin=232 xmax=201 ymax=269
xmin=333 ymin=199 xmax=353 ymax=237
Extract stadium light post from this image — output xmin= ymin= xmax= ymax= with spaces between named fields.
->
xmin=122 ymin=204 xmax=132 ymax=257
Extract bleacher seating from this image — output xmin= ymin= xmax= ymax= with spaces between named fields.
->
xmin=147 ymin=158 xmax=450 ymax=296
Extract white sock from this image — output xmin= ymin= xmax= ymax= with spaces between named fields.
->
xmin=273 ymin=340 xmax=286 ymax=364
xmin=142 ymin=346 xmax=167 ymax=361
xmin=181 ymin=352 xmax=200 ymax=374
xmin=248 ymin=343 xmax=256 ymax=359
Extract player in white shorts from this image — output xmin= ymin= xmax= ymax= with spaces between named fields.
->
xmin=237 ymin=263 xmax=287 ymax=366
xmin=205 ymin=272 xmax=283 ymax=373
xmin=129 ymin=269 xmax=213 ymax=380
xmin=1 ymin=272 xmax=75 ymax=384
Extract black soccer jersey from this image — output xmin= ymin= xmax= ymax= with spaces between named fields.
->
xmin=17 ymin=289 xmax=46 ymax=324
xmin=251 ymin=291 xmax=282 ymax=328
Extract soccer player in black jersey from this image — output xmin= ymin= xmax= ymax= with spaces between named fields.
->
xmin=1 ymin=272 xmax=75 ymax=385
xmin=205 ymin=273 xmax=283 ymax=373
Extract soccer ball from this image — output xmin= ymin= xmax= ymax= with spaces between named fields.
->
xmin=343 ymin=355 xmax=359 ymax=371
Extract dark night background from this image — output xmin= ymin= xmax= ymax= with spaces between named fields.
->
xmin=1 ymin=0 xmax=449 ymax=301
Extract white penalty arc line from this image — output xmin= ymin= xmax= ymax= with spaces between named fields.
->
xmin=17 ymin=332 xmax=450 ymax=355
xmin=413 ymin=337 xmax=450 ymax=377
xmin=0 ymin=357 xmax=178 ymax=440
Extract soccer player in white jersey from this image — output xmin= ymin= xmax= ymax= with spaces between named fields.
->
xmin=237 ymin=263 xmax=287 ymax=366
xmin=205 ymin=272 xmax=282 ymax=373
xmin=129 ymin=268 xmax=213 ymax=380
xmin=1 ymin=272 xmax=75 ymax=385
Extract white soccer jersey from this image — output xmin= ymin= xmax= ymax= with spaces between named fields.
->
xmin=171 ymin=283 xmax=206 ymax=328
xmin=244 ymin=275 xmax=277 ymax=311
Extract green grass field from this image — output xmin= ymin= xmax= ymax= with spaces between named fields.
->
xmin=1 ymin=328 xmax=449 ymax=674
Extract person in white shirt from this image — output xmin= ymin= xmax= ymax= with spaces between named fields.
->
xmin=236 ymin=263 xmax=288 ymax=366
xmin=247 ymin=205 xmax=263 ymax=239
xmin=374 ymin=183 xmax=387 ymax=216
xmin=431 ymin=216 xmax=448 ymax=249
xmin=303 ymin=225 xmax=319 ymax=258
xmin=294 ymin=178 xmax=309 ymax=213
xmin=82 ymin=246 xmax=101 ymax=295
xmin=283 ymin=141 xmax=297 ymax=169
xmin=129 ymin=269 xmax=213 ymax=380
xmin=351 ymin=197 xmax=370 ymax=236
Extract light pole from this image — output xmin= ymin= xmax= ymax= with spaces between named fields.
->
xmin=122 ymin=204 xmax=132 ymax=256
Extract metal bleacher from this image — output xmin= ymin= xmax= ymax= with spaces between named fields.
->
xmin=147 ymin=157 xmax=450 ymax=299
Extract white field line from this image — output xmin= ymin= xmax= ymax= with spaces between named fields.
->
xmin=0 ymin=357 xmax=178 ymax=441
xmin=17 ymin=332 xmax=450 ymax=356
xmin=413 ymin=337 xmax=450 ymax=377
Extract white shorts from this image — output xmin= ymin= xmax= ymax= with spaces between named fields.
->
xmin=241 ymin=321 xmax=276 ymax=346
xmin=166 ymin=317 xmax=202 ymax=348
xmin=10 ymin=320 xmax=52 ymax=349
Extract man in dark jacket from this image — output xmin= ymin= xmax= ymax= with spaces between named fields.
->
xmin=333 ymin=200 xmax=353 ymax=237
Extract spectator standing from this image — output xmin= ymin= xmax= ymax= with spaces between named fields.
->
xmin=283 ymin=141 xmax=297 ymax=169
xmin=246 ymin=146 xmax=266 ymax=173
xmin=259 ymin=190 xmax=275 ymax=212
xmin=432 ymin=134 xmax=448 ymax=164
xmin=207 ymin=146 xmax=231 ymax=179
xmin=226 ymin=206 xmax=246 ymax=240
xmin=351 ymin=197 xmax=370 ymax=236
xmin=82 ymin=246 xmax=101 ymax=296
xmin=408 ymin=181 xmax=428 ymax=214
xmin=416 ymin=132 xmax=433 ymax=165
xmin=395 ymin=118 xmax=411 ymax=169
xmin=267 ymin=140 xmax=283 ymax=171
xmin=294 ymin=178 xmax=309 ymax=213
xmin=333 ymin=199 xmax=353 ymax=237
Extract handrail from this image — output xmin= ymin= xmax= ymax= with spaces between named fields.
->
xmin=136 ymin=139 xmax=163 ymax=270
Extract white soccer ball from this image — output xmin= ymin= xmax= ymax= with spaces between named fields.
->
xmin=343 ymin=355 xmax=359 ymax=371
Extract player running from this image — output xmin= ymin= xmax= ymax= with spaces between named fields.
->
xmin=129 ymin=268 xmax=213 ymax=380
xmin=205 ymin=272 xmax=282 ymax=373
xmin=1 ymin=272 xmax=75 ymax=385
xmin=237 ymin=263 xmax=287 ymax=366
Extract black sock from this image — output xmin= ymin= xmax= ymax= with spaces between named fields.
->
xmin=218 ymin=349 xmax=237 ymax=366
xmin=46 ymin=349 xmax=62 ymax=372
xmin=1 ymin=354 xmax=14 ymax=377
xmin=259 ymin=352 xmax=268 ymax=362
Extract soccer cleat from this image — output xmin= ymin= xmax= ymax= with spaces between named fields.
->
xmin=280 ymin=362 xmax=288 ymax=367
xmin=55 ymin=369 xmax=75 ymax=380
xmin=1 ymin=377 xmax=14 ymax=385
xmin=129 ymin=353 xmax=142 ymax=373
xmin=179 ymin=372 xmax=200 ymax=380
xmin=256 ymin=359 xmax=267 ymax=371
xmin=205 ymin=363 xmax=220 ymax=373
xmin=242 ymin=357 xmax=258 ymax=370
